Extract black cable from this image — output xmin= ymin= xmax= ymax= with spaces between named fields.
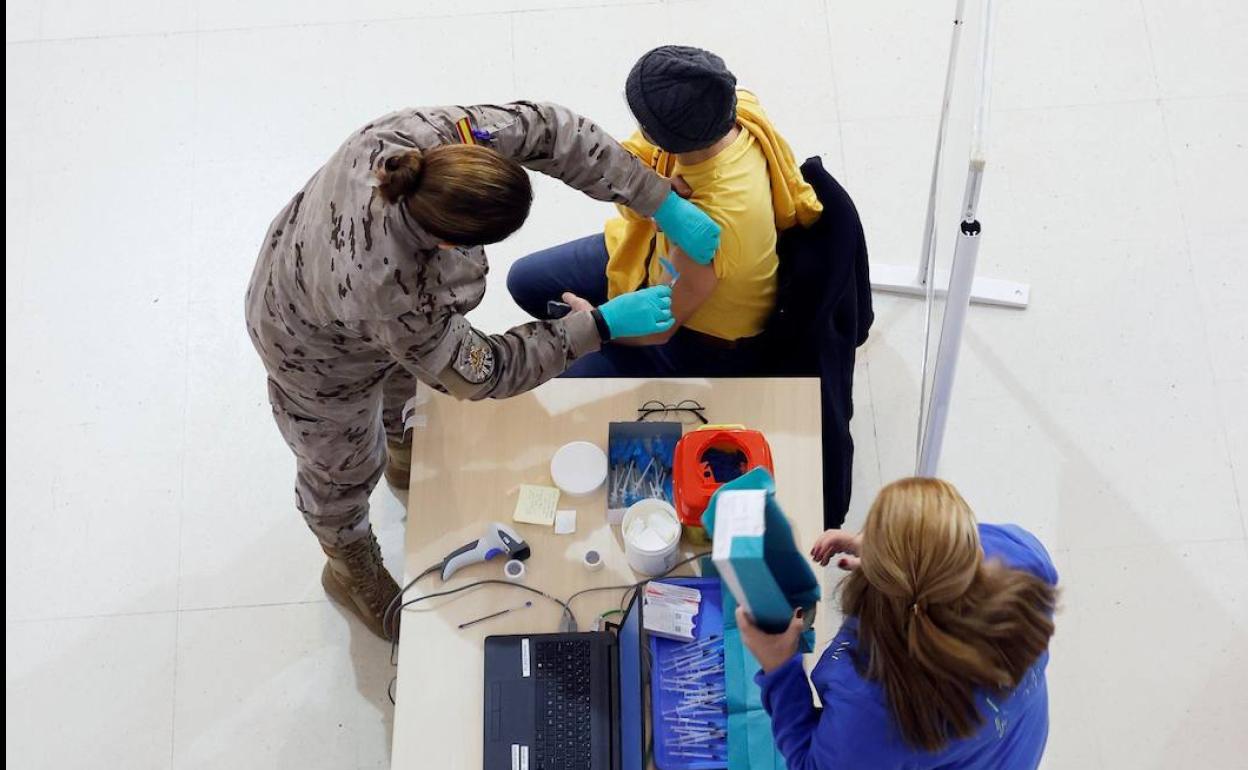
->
xmin=563 ymin=552 xmax=711 ymax=629
xmin=655 ymin=551 xmax=710 ymax=579
xmin=388 ymin=578 xmax=577 ymax=668
xmin=569 ymin=552 xmax=709 ymax=605
xmin=384 ymin=561 xmax=442 ymax=644
xmin=384 ymin=553 xmax=711 ymax=705
xmin=395 ymin=578 xmax=575 ymax=629
xmin=394 ymin=553 xmax=710 ymax=645
xmin=564 ymin=583 xmax=638 ymax=610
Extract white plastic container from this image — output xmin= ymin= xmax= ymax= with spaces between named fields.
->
xmin=550 ymin=441 xmax=608 ymax=497
xmin=621 ymin=498 xmax=681 ymax=577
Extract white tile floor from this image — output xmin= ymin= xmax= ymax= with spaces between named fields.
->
xmin=5 ymin=0 xmax=1247 ymax=767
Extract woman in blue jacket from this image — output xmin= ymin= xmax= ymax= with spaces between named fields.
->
xmin=738 ymin=477 xmax=1058 ymax=769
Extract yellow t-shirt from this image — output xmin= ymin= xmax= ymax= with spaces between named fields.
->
xmin=652 ymin=129 xmax=778 ymax=340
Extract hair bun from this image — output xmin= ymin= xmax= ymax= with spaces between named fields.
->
xmin=376 ymin=150 xmax=425 ymax=203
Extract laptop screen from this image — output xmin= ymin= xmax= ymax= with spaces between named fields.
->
xmin=618 ymin=592 xmax=643 ymax=770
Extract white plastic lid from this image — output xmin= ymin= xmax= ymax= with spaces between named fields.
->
xmin=550 ymin=441 xmax=608 ymax=497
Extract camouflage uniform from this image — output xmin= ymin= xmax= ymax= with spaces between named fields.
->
xmin=245 ymin=103 xmax=670 ymax=547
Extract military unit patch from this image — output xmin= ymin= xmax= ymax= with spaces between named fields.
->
xmin=453 ymin=332 xmax=495 ymax=384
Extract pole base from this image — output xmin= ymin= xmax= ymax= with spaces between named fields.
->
xmin=869 ymin=261 xmax=1030 ymax=309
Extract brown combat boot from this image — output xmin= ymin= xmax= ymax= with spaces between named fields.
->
xmin=384 ymin=437 xmax=412 ymax=490
xmin=321 ymin=532 xmax=401 ymax=640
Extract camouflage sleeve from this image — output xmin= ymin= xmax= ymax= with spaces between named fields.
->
xmin=361 ymin=310 xmax=602 ymax=401
xmin=463 ymin=102 xmax=671 ymax=217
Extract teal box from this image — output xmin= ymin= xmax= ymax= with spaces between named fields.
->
xmin=703 ymin=467 xmax=820 ymax=651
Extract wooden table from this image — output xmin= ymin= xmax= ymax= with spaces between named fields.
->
xmin=390 ymin=378 xmax=827 ymax=769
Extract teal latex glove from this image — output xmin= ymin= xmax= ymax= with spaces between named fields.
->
xmin=598 ymin=285 xmax=674 ymax=339
xmin=653 ymin=190 xmax=721 ymax=264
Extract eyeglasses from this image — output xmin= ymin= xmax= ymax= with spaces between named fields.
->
xmin=637 ymin=399 xmax=708 ymax=425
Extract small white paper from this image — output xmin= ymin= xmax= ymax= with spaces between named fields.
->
xmin=554 ymin=510 xmax=577 ymax=535
xmin=635 ymin=528 xmax=667 ymax=551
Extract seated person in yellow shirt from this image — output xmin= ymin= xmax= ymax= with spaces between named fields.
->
xmin=507 ymin=46 xmax=787 ymax=376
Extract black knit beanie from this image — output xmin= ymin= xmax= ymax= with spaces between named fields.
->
xmin=625 ymin=45 xmax=738 ymax=154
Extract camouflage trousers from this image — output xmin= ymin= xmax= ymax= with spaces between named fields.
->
xmin=265 ymin=364 xmax=416 ymax=548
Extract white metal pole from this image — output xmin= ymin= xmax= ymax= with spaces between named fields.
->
xmin=916 ymin=0 xmax=972 ymax=464
xmin=868 ymin=0 xmax=1026 ymax=309
xmin=969 ymin=0 xmax=994 ymax=170
xmin=918 ymin=168 xmax=984 ymax=476
xmin=917 ymin=0 xmax=995 ymax=476
xmin=917 ymin=0 xmax=970 ymax=287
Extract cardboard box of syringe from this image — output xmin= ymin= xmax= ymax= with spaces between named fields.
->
xmin=710 ymin=488 xmax=794 ymax=634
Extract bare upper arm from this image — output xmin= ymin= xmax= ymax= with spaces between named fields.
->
xmin=612 ymin=246 xmax=717 ymax=346
xmin=668 ymin=246 xmax=717 ymax=325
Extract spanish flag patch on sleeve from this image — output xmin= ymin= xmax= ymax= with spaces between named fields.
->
xmin=455 ymin=117 xmax=477 ymax=146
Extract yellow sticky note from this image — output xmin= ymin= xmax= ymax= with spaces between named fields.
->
xmin=513 ymin=484 xmax=560 ymax=526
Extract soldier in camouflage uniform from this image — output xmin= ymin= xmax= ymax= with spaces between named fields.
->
xmin=245 ymin=102 xmax=718 ymax=639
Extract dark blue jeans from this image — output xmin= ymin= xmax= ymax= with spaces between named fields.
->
xmin=507 ymin=234 xmax=761 ymax=377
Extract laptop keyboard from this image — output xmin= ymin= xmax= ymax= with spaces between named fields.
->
xmin=533 ymin=639 xmax=593 ymax=770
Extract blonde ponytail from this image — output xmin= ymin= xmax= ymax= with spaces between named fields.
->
xmin=841 ymin=478 xmax=1056 ymax=751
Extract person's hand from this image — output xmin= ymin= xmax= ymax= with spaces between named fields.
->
xmin=669 ymin=174 xmax=693 ymax=199
xmin=811 ymin=529 xmax=862 ymax=570
xmin=597 ymin=285 xmax=674 ymax=339
xmin=652 ymin=191 xmax=720 ymax=265
xmin=561 ymin=292 xmax=594 ymax=314
xmin=736 ymin=607 xmax=804 ymax=674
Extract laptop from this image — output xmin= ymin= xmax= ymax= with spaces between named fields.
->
xmin=483 ymin=593 xmax=645 ymax=770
